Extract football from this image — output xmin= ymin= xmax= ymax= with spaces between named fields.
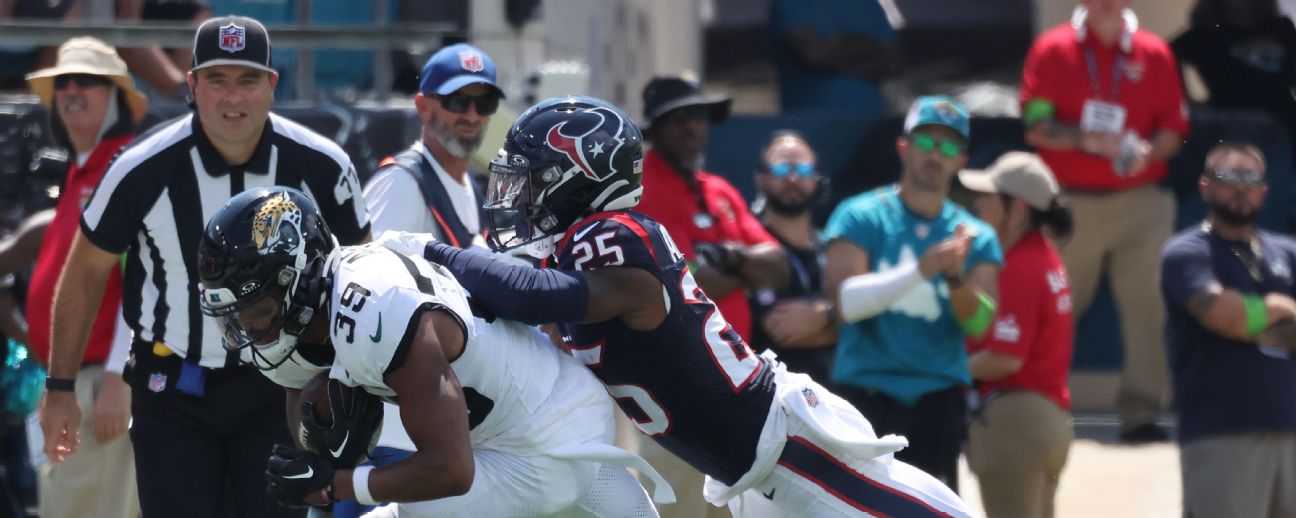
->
xmin=296 ymin=372 xmax=385 ymax=468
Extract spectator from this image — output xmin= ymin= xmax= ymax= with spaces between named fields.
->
xmin=768 ymin=0 xmax=900 ymax=118
xmin=1173 ymin=0 xmax=1296 ymax=137
xmin=38 ymin=16 xmax=370 ymax=518
xmin=1021 ymin=0 xmax=1189 ymax=442
xmin=116 ymin=0 xmax=213 ymax=99
xmin=0 ymin=0 xmax=76 ymax=91
xmin=363 ymin=43 xmax=499 ymax=249
xmin=1160 ymin=142 xmax=1296 ymax=518
xmin=748 ymin=130 xmax=838 ymax=385
xmin=960 ymin=152 xmax=1076 ymax=518
xmin=24 ymin=37 xmax=147 ymax=518
xmin=823 ymin=96 xmax=1002 ymax=489
xmin=347 ymin=42 xmax=503 ymax=518
xmin=634 ymin=75 xmax=788 ymax=518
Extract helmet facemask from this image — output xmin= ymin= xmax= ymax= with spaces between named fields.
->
xmin=484 ymin=150 xmax=567 ymax=257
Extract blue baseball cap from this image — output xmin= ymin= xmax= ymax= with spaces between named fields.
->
xmin=903 ymin=96 xmax=970 ymax=141
xmin=418 ymin=43 xmax=504 ymax=97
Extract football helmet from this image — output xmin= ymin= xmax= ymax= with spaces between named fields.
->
xmin=197 ymin=187 xmax=336 ymax=369
xmin=484 ymin=95 xmax=644 ymax=256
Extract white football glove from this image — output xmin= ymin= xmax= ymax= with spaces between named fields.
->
xmin=375 ymin=230 xmax=436 ymax=258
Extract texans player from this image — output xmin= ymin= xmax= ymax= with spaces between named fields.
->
xmin=414 ymin=96 xmax=972 ymax=517
xmin=195 ymin=187 xmax=670 ymax=516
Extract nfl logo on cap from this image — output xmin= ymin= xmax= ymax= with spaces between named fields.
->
xmin=459 ymin=50 xmax=484 ymax=72
xmin=219 ymin=23 xmax=246 ymax=53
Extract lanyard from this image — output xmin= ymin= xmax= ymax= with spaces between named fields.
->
xmin=1083 ymin=45 xmax=1124 ymax=100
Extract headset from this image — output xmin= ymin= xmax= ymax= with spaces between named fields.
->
xmin=1071 ymin=6 xmax=1138 ymax=53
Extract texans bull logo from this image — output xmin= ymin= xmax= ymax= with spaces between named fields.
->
xmin=544 ymin=107 xmax=627 ymax=181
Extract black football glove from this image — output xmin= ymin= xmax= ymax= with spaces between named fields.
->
xmin=300 ymin=379 xmax=385 ymax=468
xmin=265 ymin=444 xmax=335 ymax=509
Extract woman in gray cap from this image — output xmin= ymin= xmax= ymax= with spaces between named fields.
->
xmin=958 ymin=151 xmax=1075 ymax=518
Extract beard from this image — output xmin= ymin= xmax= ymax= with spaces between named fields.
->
xmin=1210 ymin=201 xmax=1261 ymax=226
xmin=763 ymin=183 xmax=822 ymax=216
xmin=429 ymin=113 xmax=484 ymax=159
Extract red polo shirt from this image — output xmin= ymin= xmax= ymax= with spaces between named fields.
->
xmin=966 ymin=231 xmax=1074 ymax=410
xmin=1021 ymin=23 xmax=1189 ymax=191
xmin=26 ymin=134 xmax=131 ymax=366
xmin=637 ymin=149 xmax=777 ymax=342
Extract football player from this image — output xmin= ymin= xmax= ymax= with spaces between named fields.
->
xmin=411 ymin=96 xmax=974 ymax=517
xmin=195 ymin=187 xmax=671 ymax=516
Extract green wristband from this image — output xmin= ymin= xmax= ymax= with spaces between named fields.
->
xmin=1023 ymin=99 xmax=1056 ymax=125
xmin=959 ymin=292 xmax=997 ymax=338
xmin=1242 ymin=295 xmax=1268 ymax=338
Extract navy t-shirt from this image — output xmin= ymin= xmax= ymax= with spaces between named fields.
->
xmin=1160 ymin=227 xmax=1296 ymax=443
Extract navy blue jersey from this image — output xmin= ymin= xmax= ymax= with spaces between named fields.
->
xmin=554 ymin=210 xmax=777 ymax=485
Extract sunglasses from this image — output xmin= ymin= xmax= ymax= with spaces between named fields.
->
xmin=766 ymin=161 xmax=816 ymax=178
xmin=1211 ymin=169 xmax=1266 ymax=188
xmin=434 ymin=91 xmax=500 ymax=116
xmin=910 ymin=133 xmax=966 ymax=159
xmin=54 ymin=74 xmax=112 ymax=90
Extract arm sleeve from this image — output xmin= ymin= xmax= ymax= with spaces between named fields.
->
xmin=423 ymin=242 xmax=590 ymax=325
xmin=1160 ymin=239 xmax=1217 ymax=310
xmin=362 ymin=167 xmax=439 ymax=238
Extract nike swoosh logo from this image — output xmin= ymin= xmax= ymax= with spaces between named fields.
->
xmin=330 ymin=432 xmax=350 ymax=458
xmin=284 ymin=466 xmax=314 ymax=479
xmin=572 ymin=223 xmax=598 ymax=242
xmin=369 ymin=313 xmax=382 ymax=342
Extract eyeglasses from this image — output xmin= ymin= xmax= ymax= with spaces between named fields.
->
xmin=434 ymin=91 xmax=500 ymax=116
xmin=910 ymin=133 xmax=966 ymax=159
xmin=54 ymin=74 xmax=112 ymax=90
xmin=766 ymin=161 xmax=816 ymax=178
xmin=1211 ymin=169 xmax=1266 ymax=189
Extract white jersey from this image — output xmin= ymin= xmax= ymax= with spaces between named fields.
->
xmin=324 ymin=243 xmax=607 ymax=451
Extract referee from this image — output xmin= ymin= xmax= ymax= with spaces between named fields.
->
xmin=40 ymin=16 xmax=371 ymax=518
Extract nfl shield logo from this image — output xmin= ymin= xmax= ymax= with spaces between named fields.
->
xmin=219 ymin=23 xmax=246 ymax=53
xmin=801 ymin=387 xmax=820 ymax=408
xmin=459 ymin=50 xmax=484 ymax=72
xmin=148 ymin=372 xmax=167 ymax=393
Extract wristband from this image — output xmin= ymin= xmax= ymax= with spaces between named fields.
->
xmin=45 ymin=377 xmax=76 ymax=392
xmin=352 ymin=465 xmax=377 ymax=505
xmin=1242 ymin=295 xmax=1268 ymax=338
xmin=958 ymin=292 xmax=996 ymax=338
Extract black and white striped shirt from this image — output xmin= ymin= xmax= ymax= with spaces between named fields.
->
xmin=81 ymin=112 xmax=371 ymax=368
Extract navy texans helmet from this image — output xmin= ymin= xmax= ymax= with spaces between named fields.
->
xmin=484 ymin=95 xmax=644 ymax=256
xmin=197 ymin=187 xmax=336 ymax=369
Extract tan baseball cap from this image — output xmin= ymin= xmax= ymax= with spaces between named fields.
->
xmin=26 ymin=37 xmax=149 ymax=124
xmin=958 ymin=151 xmax=1059 ymax=210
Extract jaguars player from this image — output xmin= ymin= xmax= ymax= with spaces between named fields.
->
xmin=195 ymin=187 xmax=671 ymax=516
xmin=414 ymin=96 xmax=972 ymax=517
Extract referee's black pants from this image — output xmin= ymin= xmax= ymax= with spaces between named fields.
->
xmin=125 ymin=346 xmax=302 ymax=518
xmin=835 ymin=384 xmax=966 ymax=492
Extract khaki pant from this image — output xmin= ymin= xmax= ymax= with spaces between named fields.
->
xmin=40 ymin=365 xmax=139 ymax=518
xmin=967 ymin=391 xmax=1073 ymax=518
xmin=1060 ymin=184 xmax=1174 ymax=430
xmin=615 ymin=410 xmax=731 ymax=518
xmin=1181 ymin=432 xmax=1296 ymax=518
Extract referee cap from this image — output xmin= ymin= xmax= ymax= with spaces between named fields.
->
xmin=191 ymin=16 xmax=275 ymax=74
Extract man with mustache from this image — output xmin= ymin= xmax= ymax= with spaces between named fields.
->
xmin=747 ymin=131 xmax=838 ymax=386
xmin=24 ymin=37 xmax=146 ymax=518
xmin=40 ymin=16 xmax=371 ymax=518
xmin=363 ymin=43 xmax=502 ymax=250
xmin=1159 ymin=142 xmax=1296 ymax=517
xmin=824 ymin=96 xmax=1001 ymax=489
